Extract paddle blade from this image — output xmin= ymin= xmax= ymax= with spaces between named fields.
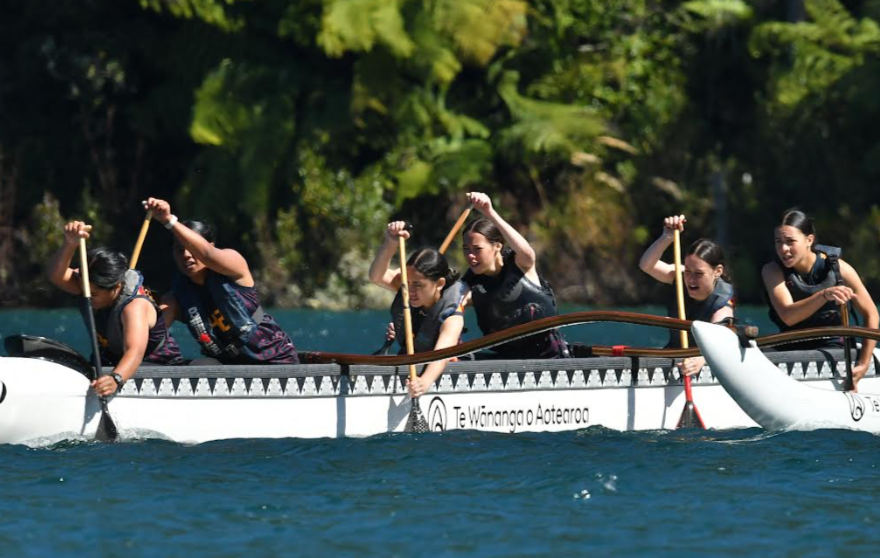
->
xmin=405 ymin=398 xmax=430 ymax=433
xmin=676 ymin=374 xmax=705 ymax=429
xmin=677 ymin=400 xmax=705 ymax=429
xmin=95 ymin=400 xmax=119 ymax=442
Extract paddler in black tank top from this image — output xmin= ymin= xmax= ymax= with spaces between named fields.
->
xmin=369 ymin=221 xmax=467 ymax=399
xmin=47 ymin=221 xmax=184 ymax=397
xmin=762 ymin=209 xmax=878 ymax=390
xmin=639 ymin=215 xmax=735 ymax=377
xmin=460 ymin=192 xmax=568 ymax=359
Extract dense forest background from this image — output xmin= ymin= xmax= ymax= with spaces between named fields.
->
xmin=2 ymin=0 xmax=879 ymax=309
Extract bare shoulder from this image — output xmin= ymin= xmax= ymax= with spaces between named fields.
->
xmin=837 ymin=258 xmax=857 ymax=276
xmin=761 ymin=261 xmax=782 ymax=283
xmin=123 ymin=297 xmax=156 ymax=318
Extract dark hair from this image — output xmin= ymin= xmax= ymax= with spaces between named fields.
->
xmin=463 ymin=217 xmax=504 ymax=245
xmin=779 ymin=208 xmax=816 ymax=238
xmin=181 ymin=220 xmax=216 ymax=243
xmin=407 ymin=248 xmax=460 ymax=289
xmin=86 ymin=247 xmax=128 ymax=289
xmin=687 ymin=238 xmax=731 ymax=282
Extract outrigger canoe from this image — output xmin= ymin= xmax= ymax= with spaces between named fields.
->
xmin=693 ymin=321 xmax=880 ymax=433
xmin=1 ymin=312 xmax=878 ymax=445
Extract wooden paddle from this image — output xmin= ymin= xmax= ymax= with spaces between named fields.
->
xmin=399 ymin=235 xmax=429 ymax=433
xmin=841 ymin=303 xmax=855 ymax=391
xmin=438 ymin=204 xmax=473 ymax=254
xmin=673 ymin=229 xmax=705 ymax=429
xmin=128 ymin=210 xmax=153 ymax=269
xmin=79 ymin=238 xmax=119 ymax=442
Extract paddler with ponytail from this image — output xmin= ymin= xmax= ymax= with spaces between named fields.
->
xmin=460 ymin=192 xmax=569 ymax=359
xmin=639 ymin=215 xmax=735 ymax=376
xmin=47 ymin=221 xmax=183 ymax=396
xmin=144 ymin=198 xmax=299 ymax=365
xmin=762 ymin=209 xmax=878 ymax=388
xmin=369 ymin=221 xmax=467 ymax=398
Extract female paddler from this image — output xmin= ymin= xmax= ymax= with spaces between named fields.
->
xmin=47 ymin=221 xmax=184 ymax=396
xmin=144 ymin=198 xmax=299 ymax=364
xmin=460 ymin=192 xmax=568 ymax=359
xmin=369 ymin=221 xmax=467 ymax=398
xmin=762 ymin=209 xmax=878 ymax=388
xmin=639 ymin=215 xmax=735 ymax=376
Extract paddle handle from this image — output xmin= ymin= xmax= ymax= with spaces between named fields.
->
xmin=79 ymin=238 xmax=103 ymax=381
xmin=79 ymin=238 xmax=92 ymax=298
xmin=439 ymin=204 xmax=473 ymax=255
xmin=672 ymin=229 xmax=701 ymax=408
xmin=129 ymin=210 xmax=153 ymax=269
xmin=673 ymin=229 xmax=688 ymax=349
xmin=398 ymin=237 xmax=417 ymax=380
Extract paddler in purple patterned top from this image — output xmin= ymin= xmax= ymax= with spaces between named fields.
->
xmin=144 ymin=198 xmax=299 ymax=365
xmin=47 ymin=221 xmax=184 ymax=397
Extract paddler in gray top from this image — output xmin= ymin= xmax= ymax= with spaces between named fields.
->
xmin=47 ymin=221 xmax=183 ymax=397
xmin=639 ymin=215 xmax=735 ymax=376
xmin=369 ymin=221 xmax=466 ymax=398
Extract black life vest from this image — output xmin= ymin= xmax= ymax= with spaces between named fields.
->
xmin=172 ymin=270 xmax=266 ymax=361
xmin=767 ymin=244 xmax=850 ymax=331
xmin=90 ymin=270 xmax=180 ymax=365
xmin=391 ymin=280 xmax=466 ymax=354
xmin=666 ymin=277 xmax=735 ymax=348
xmin=463 ymin=251 xmax=567 ymax=359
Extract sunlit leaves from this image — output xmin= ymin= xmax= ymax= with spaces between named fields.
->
xmin=318 ymin=0 xmax=414 ymax=58
xmin=681 ymin=0 xmax=753 ymax=33
xmin=430 ymin=0 xmax=527 ymax=66
xmin=139 ymin=0 xmax=246 ymax=32
xmin=188 ymin=59 xmax=298 ymax=218
xmin=750 ymin=0 xmax=880 ymax=110
xmin=497 ymin=71 xmax=605 ymax=161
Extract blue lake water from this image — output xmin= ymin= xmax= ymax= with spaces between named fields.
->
xmin=2 ymin=307 xmax=879 ymax=556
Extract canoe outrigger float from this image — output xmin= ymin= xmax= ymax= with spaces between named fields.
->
xmin=1 ymin=312 xmax=878 ymax=445
xmin=693 ymin=321 xmax=880 ymax=433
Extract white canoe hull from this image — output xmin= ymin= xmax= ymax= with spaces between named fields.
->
xmin=692 ymin=321 xmax=880 ymax=432
xmin=2 ymin=349 xmax=878 ymax=444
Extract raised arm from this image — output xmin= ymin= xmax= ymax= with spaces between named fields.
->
xmin=467 ymin=192 xmax=538 ymax=279
xmin=368 ymin=221 xmax=408 ymax=292
xmin=46 ymin=221 xmax=92 ymax=295
xmin=638 ymin=215 xmax=685 ymax=284
xmin=144 ymin=198 xmax=252 ymax=285
xmin=761 ymin=262 xmax=853 ymax=327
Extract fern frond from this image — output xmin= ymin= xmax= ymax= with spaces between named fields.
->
xmin=318 ymin=0 xmax=414 ymax=58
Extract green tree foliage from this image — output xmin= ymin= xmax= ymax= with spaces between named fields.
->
xmin=751 ymin=0 xmax=880 ymax=110
xmin=3 ymin=0 xmax=880 ymax=310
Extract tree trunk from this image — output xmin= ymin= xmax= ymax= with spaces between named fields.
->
xmin=0 ymin=144 xmax=19 ymax=296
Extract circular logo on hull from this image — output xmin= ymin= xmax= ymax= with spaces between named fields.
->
xmin=846 ymin=392 xmax=865 ymax=422
xmin=427 ymin=397 xmax=447 ymax=432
